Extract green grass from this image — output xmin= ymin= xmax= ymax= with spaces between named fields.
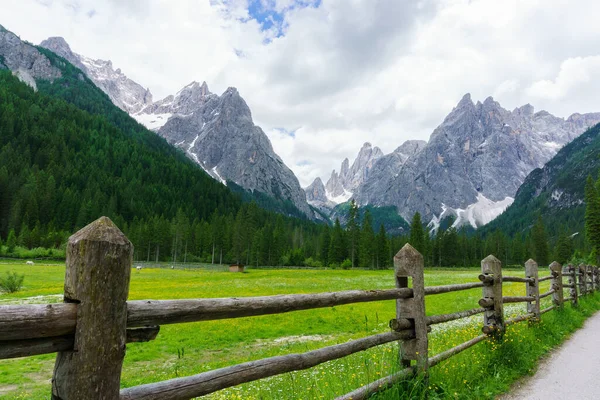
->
xmin=0 ymin=262 xmax=597 ymax=399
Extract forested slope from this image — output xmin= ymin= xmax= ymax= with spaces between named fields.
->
xmin=485 ymin=123 xmax=600 ymax=240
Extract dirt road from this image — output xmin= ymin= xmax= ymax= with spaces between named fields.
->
xmin=501 ymin=311 xmax=600 ymax=400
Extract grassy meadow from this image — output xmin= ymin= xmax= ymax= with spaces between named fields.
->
xmin=0 ymin=261 xmax=598 ymax=399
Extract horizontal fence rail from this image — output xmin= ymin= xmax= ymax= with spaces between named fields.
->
xmin=127 ymin=288 xmax=413 ymax=327
xmin=0 ymin=217 xmax=597 ymax=400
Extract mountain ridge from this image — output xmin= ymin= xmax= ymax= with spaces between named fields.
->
xmin=39 ymin=35 xmax=314 ymax=218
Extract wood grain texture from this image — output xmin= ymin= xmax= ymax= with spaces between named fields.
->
xmin=120 ymin=330 xmax=414 ymax=400
xmin=0 ymin=303 xmax=76 ymax=341
xmin=394 ymin=243 xmax=428 ymax=373
xmin=549 ymin=261 xmax=564 ymax=307
xmin=127 ymin=288 xmax=412 ymax=327
xmin=52 ymin=216 xmax=133 ymax=400
xmin=481 ymin=255 xmax=503 ymax=337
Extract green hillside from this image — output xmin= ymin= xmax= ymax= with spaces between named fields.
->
xmin=485 ymin=123 xmax=600 ymax=241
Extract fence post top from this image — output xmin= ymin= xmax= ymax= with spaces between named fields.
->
xmin=69 ymin=216 xmax=132 ymax=247
xmin=525 ymin=259 xmax=538 ymax=267
xmin=482 ymin=254 xmax=500 ymax=265
xmin=549 ymin=261 xmax=562 ymax=272
xmin=394 ymin=243 xmax=423 ymax=276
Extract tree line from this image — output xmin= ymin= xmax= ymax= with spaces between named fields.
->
xmin=0 ymin=69 xmax=592 ymax=268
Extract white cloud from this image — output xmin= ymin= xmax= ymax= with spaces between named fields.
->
xmin=527 ymin=56 xmax=600 ymax=102
xmin=3 ymin=0 xmax=600 ymax=187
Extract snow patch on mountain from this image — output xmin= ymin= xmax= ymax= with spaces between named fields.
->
xmin=326 ymin=189 xmax=353 ymax=205
xmin=428 ymin=193 xmax=514 ymax=232
xmin=133 ymin=112 xmax=172 ymax=131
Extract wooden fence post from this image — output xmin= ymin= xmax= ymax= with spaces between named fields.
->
xmin=578 ymin=264 xmax=587 ymax=297
xmin=587 ymin=265 xmax=594 ymax=293
xmin=568 ymin=264 xmax=578 ymax=306
xmin=52 ymin=217 xmax=133 ymax=400
xmin=549 ymin=261 xmax=563 ymax=307
xmin=594 ymin=266 xmax=599 ymax=292
xmin=394 ymin=244 xmax=428 ymax=373
xmin=525 ymin=259 xmax=540 ymax=320
xmin=481 ymin=255 xmax=503 ymax=338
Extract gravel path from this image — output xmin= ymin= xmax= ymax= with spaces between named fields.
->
xmin=501 ymin=311 xmax=600 ymax=400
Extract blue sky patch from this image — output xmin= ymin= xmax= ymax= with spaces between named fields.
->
xmin=297 ymin=160 xmax=313 ymax=166
xmin=273 ymin=127 xmax=299 ymax=138
xmin=244 ymin=0 xmax=322 ymax=39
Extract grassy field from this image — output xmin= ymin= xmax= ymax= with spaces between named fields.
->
xmin=0 ymin=261 xmax=597 ymax=399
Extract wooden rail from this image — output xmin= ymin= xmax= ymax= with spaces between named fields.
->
xmin=0 ymin=217 xmax=597 ymax=400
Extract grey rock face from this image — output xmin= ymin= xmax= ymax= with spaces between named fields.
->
xmin=306 ymin=177 xmax=336 ymax=213
xmin=152 ymin=83 xmax=314 ymax=218
xmin=354 ymin=94 xmax=600 ymax=223
xmin=137 ymin=81 xmax=214 ymax=118
xmin=0 ymin=26 xmax=62 ymax=86
xmin=40 ymin=36 xmax=153 ymax=114
xmin=354 ymin=139 xmax=426 ymax=206
xmin=324 ymin=142 xmax=384 ymax=203
xmin=36 ymin=35 xmax=313 ymax=218
xmin=306 ymin=177 xmax=328 ymax=203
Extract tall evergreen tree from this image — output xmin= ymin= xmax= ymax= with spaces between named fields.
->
xmin=375 ymin=224 xmax=390 ymax=269
xmin=585 ymin=175 xmax=600 ymax=253
xmin=347 ymin=200 xmax=360 ymax=267
xmin=319 ymin=225 xmax=331 ymax=266
xmin=6 ymin=229 xmax=17 ymax=252
xmin=358 ymin=210 xmax=374 ymax=269
xmin=409 ymin=212 xmax=426 ymax=255
xmin=555 ymin=230 xmax=574 ymax=265
xmin=532 ymin=215 xmax=549 ymax=266
xmin=329 ymin=218 xmax=346 ymax=265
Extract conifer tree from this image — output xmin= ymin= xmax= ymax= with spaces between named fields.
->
xmin=532 ymin=215 xmax=549 ymax=266
xmin=328 ymin=218 xmax=346 ymax=265
xmin=409 ymin=212 xmax=425 ymax=255
xmin=319 ymin=225 xmax=331 ymax=265
xmin=375 ymin=224 xmax=389 ymax=269
xmin=555 ymin=230 xmax=574 ymax=265
xmin=6 ymin=229 xmax=16 ymax=253
xmin=584 ymin=175 xmax=600 ymax=253
xmin=359 ymin=210 xmax=374 ymax=268
xmin=347 ymin=200 xmax=360 ymax=267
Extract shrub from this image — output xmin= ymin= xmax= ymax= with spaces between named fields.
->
xmin=0 ymin=271 xmax=25 ymax=293
xmin=303 ymin=257 xmax=324 ymax=268
xmin=341 ymin=259 xmax=352 ymax=269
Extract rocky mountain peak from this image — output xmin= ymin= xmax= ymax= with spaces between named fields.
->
xmin=515 ymin=103 xmax=535 ymax=116
xmin=457 ymin=93 xmax=474 ymax=108
xmin=353 ymin=94 xmax=600 ymax=229
xmin=320 ymin=141 xmax=385 ymax=205
xmin=39 ymin=36 xmax=153 ymax=114
xmin=305 ymin=177 xmax=336 ymax=212
xmin=394 ymin=140 xmax=427 ymax=158
xmin=0 ymin=26 xmax=62 ymax=88
xmin=40 ymin=36 xmax=71 ymax=54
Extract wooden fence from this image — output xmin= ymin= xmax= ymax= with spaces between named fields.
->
xmin=0 ymin=216 xmax=598 ymax=400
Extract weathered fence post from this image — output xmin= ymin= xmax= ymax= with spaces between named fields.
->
xmin=394 ymin=244 xmax=428 ymax=373
xmin=549 ymin=261 xmax=563 ymax=307
xmin=594 ymin=266 xmax=599 ymax=291
xmin=568 ymin=264 xmax=578 ymax=306
xmin=525 ymin=259 xmax=540 ymax=320
xmin=480 ymin=255 xmax=503 ymax=338
xmin=578 ymin=264 xmax=587 ymax=297
xmin=587 ymin=265 xmax=594 ymax=293
xmin=52 ymin=217 xmax=133 ymax=400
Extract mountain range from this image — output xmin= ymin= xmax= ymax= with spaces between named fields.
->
xmin=309 ymin=95 xmax=600 ymax=230
xmin=39 ymin=36 xmax=314 ymax=219
xmin=17 ymin=27 xmax=600 ymax=231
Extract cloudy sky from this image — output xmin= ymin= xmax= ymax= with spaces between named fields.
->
xmin=4 ymin=0 xmax=600 ymax=186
